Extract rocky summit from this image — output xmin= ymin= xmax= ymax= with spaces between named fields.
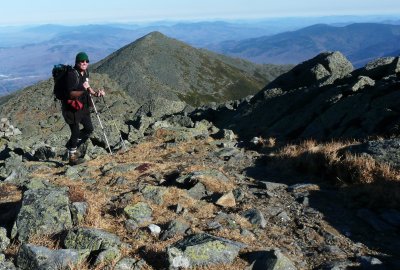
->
xmin=0 ymin=43 xmax=400 ymax=269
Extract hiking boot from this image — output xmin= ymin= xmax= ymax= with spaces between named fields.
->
xmin=68 ymin=151 xmax=85 ymax=166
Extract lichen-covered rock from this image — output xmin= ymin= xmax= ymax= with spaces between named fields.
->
xmin=13 ymin=188 xmax=72 ymax=242
xmin=0 ymin=260 xmax=17 ymax=270
xmin=140 ymin=185 xmax=168 ymax=205
xmin=167 ymin=233 xmax=246 ymax=268
xmin=0 ymin=228 xmax=10 ymax=252
xmin=70 ymin=202 xmax=89 ymax=225
xmin=123 ymin=202 xmax=153 ymax=225
xmin=94 ymin=247 xmax=121 ymax=267
xmin=63 ymin=228 xmax=121 ymax=252
xmin=114 ymin=257 xmax=146 ymax=270
xmin=16 ymin=244 xmax=90 ymax=270
xmin=247 ymin=249 xmax=297 ymax=270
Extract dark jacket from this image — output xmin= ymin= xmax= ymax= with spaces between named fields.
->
xmin=62 ymin=66 xmax=91 ymax=124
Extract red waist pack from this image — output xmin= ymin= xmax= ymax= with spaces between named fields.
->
xmin=67 ymin=99 xmax=83 ymax=111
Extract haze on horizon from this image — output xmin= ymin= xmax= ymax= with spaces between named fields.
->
xmin=1 ymin=0 xmax=400 ymax=26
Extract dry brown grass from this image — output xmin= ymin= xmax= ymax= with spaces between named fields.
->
xmin=272 ymin=139 xmax=400 ymax=183
xmin=27 ymin=233 xmax=61 ymax=249
xmin=0 ymin=183 xmax=22 ymax=203
xmin=271 ymin=139 xmax=400 ymax=207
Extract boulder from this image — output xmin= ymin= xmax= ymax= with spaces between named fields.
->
xmin=123 ymin=202 xmax=153 ymax=225
xmin=160 ymin=219 xmax=190 ymax=241
xmin=354 ymin=56 xmax=400 ymax=80
xmin=265 ymin=51 xmax=353 ymax=91
xmin=16 ymin=244 xmax=90 ymax=270
xmin=246 ymin=249 xmax=297 ymax=270
xmin=167 ymin=233 xmax=246 ymax=268
xmin=13 ymin=188 xmax=73 ymax=242
xmin=63 ymin=228 xmax=121 ymax=252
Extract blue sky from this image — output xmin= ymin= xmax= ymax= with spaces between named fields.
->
xmin=1 ymin=0 xmax=400 ymax=25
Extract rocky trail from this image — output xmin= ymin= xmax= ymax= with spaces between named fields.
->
xmin=1 ymin=123 xmax=399 ymax=269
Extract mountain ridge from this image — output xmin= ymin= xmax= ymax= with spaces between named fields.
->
xmin=212 ymin=23 xmax=400 ymax=67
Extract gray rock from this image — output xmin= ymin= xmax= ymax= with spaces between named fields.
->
xmin=16 ymin=244 xmax=90 ymax=270
xmin=242 ymin=208 xmax=267 ymax=228
xmin=0 ymin=228 xmax=9 ymax=252
xmin=214 ymin=147 xmax=241 ymax=159
xmin=140 ymin=185 xmax=168 ymax=205
xmin=163 ymin=115 xmax=194 ymax=128
xmin=356 ymin=56 xmax=400 ymax=80
xmin=13 ymin=188 xmax=72 ymax=242
xmin=288 ymin=183 xmax=320 ymax=193
xmin=114 ymin=257 xmax=146 ymax=270
xmin=64 ymin=166 xmax=81 ymax=180
xmin=134 ymin=98 xmax=186 ymax=119
xmin=160 ymin=219 xmax=190 ymax=241
xmin=124 ymin=219 xmax=139 ymax=233
xmin=0 ymin=260 xmax=17 ymax=270
xmin=317 ymin=259 xmax=355 ymax=269
xmin=1 ymin=152 xmax=26 ymax=181
xmin=357 ymin=256 xmax=383 ymax=268
xmin=176 ymin=169 xmax=230 ymax=186
xmin=259 ymin=181 xmax=288 ymax=191
xmin=247 ymin=249 xmax=297 ymax=270
xmin=102 ymin=163 xmax=140 ymax=176
xmin=124 ymin=202 xmax=153 ymax=225
xmin=266 ymin=51 xmax=353 ymax=91
xmin=33 ymin=145 xmax=56 ymax=161
xmin=70 ymin=202 xmax=89 ymax=225
xmin=350 ymin=76 xmax=375 ymax=92
xmin=187 ymin=182 xmax=207 ymax=200
xmin=63 ymin=228 xmax=121 ymax=251
xmin=94 ymin=247 xmax=121 ymax=267
xmin=276 ymin=211 xmax=291 ymax=223
xmin=167 ymin=233 xmax=246 ymax=268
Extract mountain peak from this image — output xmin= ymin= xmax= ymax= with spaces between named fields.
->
xmin=92 ymin=32 xmax=288 ymax=106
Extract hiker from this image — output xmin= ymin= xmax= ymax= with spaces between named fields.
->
xmin=62 ymin=52 xmax=105 ymax=165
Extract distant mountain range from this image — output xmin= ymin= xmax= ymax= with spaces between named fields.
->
xmin=1 ymin=19 xmax=400 ymax=96
xmin=211 ymin=23 xmax=400 ymax=67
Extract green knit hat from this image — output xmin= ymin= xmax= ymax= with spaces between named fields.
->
xmin=75 ymin=52 xmax=89 ymax=63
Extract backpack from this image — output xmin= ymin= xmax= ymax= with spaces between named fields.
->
xmin=52 ymin=64 xmax=79 ymax=100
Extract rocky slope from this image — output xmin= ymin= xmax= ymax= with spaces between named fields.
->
xmin=193 ymin=52 xmax=400 ymax=142
xmin=0 ymin=114 xmax=399 ymax=269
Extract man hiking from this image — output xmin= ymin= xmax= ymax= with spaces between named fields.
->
xmin=62 ymin=52 xmax=105 ymax=165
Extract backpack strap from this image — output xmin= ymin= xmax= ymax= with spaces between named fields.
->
xmin=69 ymin=67 xmax=80 ymax=90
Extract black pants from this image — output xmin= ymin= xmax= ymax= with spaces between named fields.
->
xmin=66 ymin=113 xmax=94 ymax=150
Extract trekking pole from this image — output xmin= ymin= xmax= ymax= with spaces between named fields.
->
xmin=101 ymin=96 xmax=127 ymax=151
xmin=89 ymin=94 xmax=113 ymax=155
